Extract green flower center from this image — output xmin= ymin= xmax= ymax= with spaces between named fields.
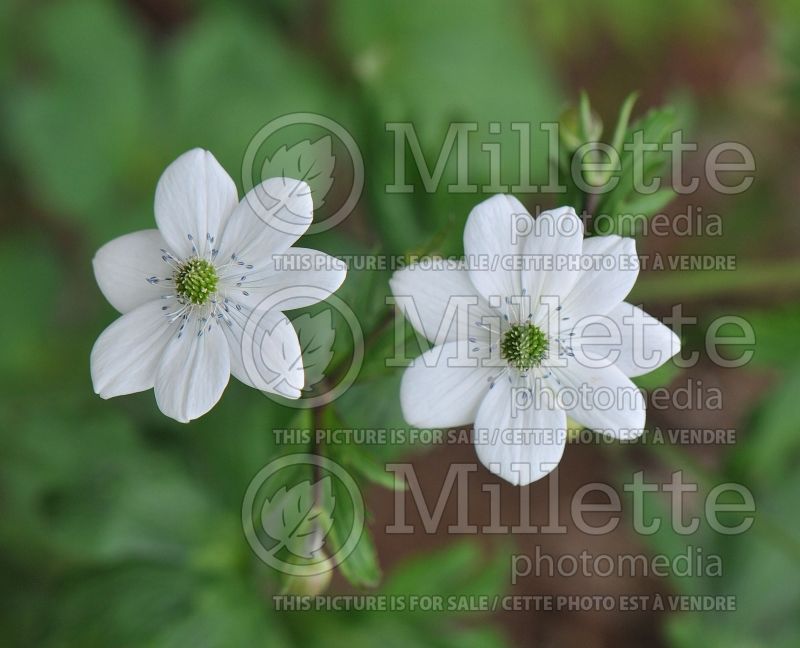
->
xmin=175 ymin=258 xmax=218 ymax=305
xmin=500 ymin=323 xmax=549 ymax=371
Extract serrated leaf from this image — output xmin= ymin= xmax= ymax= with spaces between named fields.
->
xmin=262 ymin=477 xmax=335 ymax=559
xmin=293 ymin=310 xmax=336 ymax=390
xmin=263 ymin=137 xmax=336 ymax=209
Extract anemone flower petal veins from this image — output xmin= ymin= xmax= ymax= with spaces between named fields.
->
xmin=391 ymin=194 xmax=681 ymax=486
xmin=90 ymin=148 xmax=347 ymax=423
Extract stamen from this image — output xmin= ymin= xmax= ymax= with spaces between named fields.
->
xmin=174 ymin=258 xmax=218 ymax=305
xmin=500 ymin=322 xmax=549 ymax=371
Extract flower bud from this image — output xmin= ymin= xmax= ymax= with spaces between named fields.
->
xmin=559 ymin=105 xmax=603 ymax=152
xmin=281 ymin=552 xmax=334 ymax=597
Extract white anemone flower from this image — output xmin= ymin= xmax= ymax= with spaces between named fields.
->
xmin=91 ymin=149 xmax=346 ymax=422
xmin=391 ymin=195 xmax=680 ymax=485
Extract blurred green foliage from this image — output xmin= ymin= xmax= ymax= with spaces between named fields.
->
xmin=0 ymin=0 xmax=799 ymax=646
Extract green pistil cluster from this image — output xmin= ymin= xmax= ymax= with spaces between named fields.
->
xmin=500 ymin=323 xmax=548 ymax=371
xmin=175 ymin=258 xmax=218 ymax=305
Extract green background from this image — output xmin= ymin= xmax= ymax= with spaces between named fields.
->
xmin=1 ymin=0 xmax=799 ymax=646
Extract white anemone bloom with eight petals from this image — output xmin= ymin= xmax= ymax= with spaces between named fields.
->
xmin=391 ymin=195 xmax=680 ymax=485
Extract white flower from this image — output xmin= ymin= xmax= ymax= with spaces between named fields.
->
xmin=390 ymin=195 xmax=680 ymax=486
xmin=91 ymin=149 xmax=346 ymax=422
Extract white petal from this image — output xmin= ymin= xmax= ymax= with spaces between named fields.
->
xmin=400 ymin=340 xmax=495 ymax=429
xmin=218 ymin=178 xmax=313 ymax=264
xmin=224 ymin=308 xmax=304 ymax=399
xmin=224 ymin=248 xmax=347 ymax=312
xmin=559 ymin=235 xmax=639 ymax=322
xmin=90 ymin=300 xmax=176 ymax=398
xmin=549 ymin=361 xmax=646 ymax=440
xmin=154 ymin=321 xmax=231 ymax=423
xmin=389 ymin=260 xmax=494 ymax=346
xmin=571 ymin=302 xmax=681 ymax=377
xmin=473 ymin=377 xmax=567 ymax=486
xmin=154 ymin=149 xmax=239 ymax=259
xmin=93 ymin=229 xmax=174 ymax=313
xmin=522 ymin=206 xmax=584 ymax=319
xmin=463 ymin=194 xmax=529 ymax=302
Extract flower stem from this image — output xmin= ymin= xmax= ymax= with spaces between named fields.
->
xmin=630 ymin=259 xmax=800 ymax=302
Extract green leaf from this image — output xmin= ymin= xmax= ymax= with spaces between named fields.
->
xmin=336 ymin=533 xmax=381 ymax=588
xmin=383 ymin=540 xmax=509 ymax=600
xmin=736 ymin=305 xmax=800 ymax=369
xmin=325 ymin=468 xmax=381 ymax=588
xmin=151 ymin=577 xmax=292 ymax=648
xmin=728 ymin=363 xmax=800 ymax=487
xmin=331 ymin=443 xmax=407 ymax=491
xmin=334 ymin=373 xmax=412 ymax=459
xmin=610 ymin=91 xmax=638 ymax=155
xmin=5 ymin=0 xmax=154 ymax=244
xmin=578 ymin=90 xmax=595 ymax=141
xmin=164 ymin=9 xmax=351 ymax=190
xmin=0 ymin=235 xmax=61 ymax=383
xmin=41 ymin=567 xmax=289 ymax=648
xmin=621 ymin=186 xmax=676 ymax=220
xmin=596 ymin=105 xmax=679 ymax=232
xmin=183 ymin=384 xmax=303 ymax=506
xmin=0 ymin=390 xmax=240 ymax=570
xmin=334 ymin=0 xmax=561 ymax=234
xmin=43 ymin=565 xmax=199 ymax=647
xmin=663 ymin=467 xmax=800 ymax=647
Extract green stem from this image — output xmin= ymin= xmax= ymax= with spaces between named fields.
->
xmin=630 ymin=259 xmax=800 ymax=302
